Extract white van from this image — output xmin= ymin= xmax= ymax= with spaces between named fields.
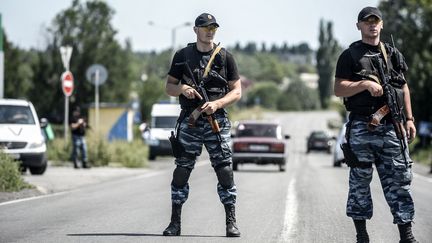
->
xmin=0 ymin=99 xmax=47 ymax=174
xmin=146 ymin=103 xmax=181 ymax=160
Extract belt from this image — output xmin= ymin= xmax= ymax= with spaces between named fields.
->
xmin=181 ymin=108 xmax=226 ymax=118
xmin=350 ymin=113 xmax=392 ymax=124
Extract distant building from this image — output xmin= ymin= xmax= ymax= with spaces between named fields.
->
xmin=299 ymin=73 xmax=319 ymax=89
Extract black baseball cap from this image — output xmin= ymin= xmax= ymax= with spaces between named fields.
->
xmin=357 ymin=7 xmax=382 ymax=22
xmin=195 ymin=13 xmax=219 ymax=27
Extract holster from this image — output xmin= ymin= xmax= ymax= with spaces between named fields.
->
xmin=340 ymin=143 xmax=372 ymax=168
xmin=169 ymin=131 xmax=185 ymax=159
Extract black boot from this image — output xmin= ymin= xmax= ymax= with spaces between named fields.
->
xmin=73 ymin=160 xmax=79 ymax=169
xmin=82 ymin=161 xmax=91 ymax=169
xmin=163 ymin=204 xmax=182 ymax=236
xmin=353 ymin=220 xmax=369 ymax=243
xmin=398 ymin=222 xmax=418 ymax=243
xmin=224 ymin=204 xmax=240 ymax=237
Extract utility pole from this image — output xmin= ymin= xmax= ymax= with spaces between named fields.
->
xmin=0 ymin=14 xmax=4 ymax=98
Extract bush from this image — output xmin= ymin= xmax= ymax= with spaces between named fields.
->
xmin=0 ymin=152 xmax=32 ymax=192
xmin=109 ymin=140 xmax=148 ymax=168
xmin=46 ymin=136 xmax=149 ymax=168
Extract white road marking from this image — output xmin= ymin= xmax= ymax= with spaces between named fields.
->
xmin=280 ymin=177 xmax=298 ymax=242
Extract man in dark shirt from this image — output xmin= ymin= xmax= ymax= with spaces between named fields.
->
xmin=334 ymin=6 xmax=417 ymax=243
xmin=162 ymin=13 xmax=242 ymax=237
xmin=70 ymin=107 xmax=90 ymax=169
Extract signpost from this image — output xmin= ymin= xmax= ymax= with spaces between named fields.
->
xmin=59 ymin=46 xmax=73 ymax=141
xmin=86 ymin=64 xmax=108 ymax=134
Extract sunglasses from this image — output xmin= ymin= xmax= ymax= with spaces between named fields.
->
xmin=201 ymin=25 xmax=218 ymax=32
xmin=361 ymin=17 xmax=382 ymax=25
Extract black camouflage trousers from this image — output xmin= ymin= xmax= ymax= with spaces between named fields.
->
xmin=346 ymin=120 xmax=414 ymax=224
xmin=171 ymin=111 xmax=237 ymax=205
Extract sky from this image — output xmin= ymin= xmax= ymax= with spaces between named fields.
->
xmin=0 ymin=0 xmax=380 ymax=52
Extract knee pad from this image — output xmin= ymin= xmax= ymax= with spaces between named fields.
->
xmin=172 ymin=166 xmax=192 ymax=188
xmin=215 ymin=164 xmax=234 ymax=189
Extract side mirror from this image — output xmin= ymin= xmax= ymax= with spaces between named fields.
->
xmin=284 ymin=135 xmax=290 ymax=139
xmin=40 ymin=118 xmax=48 ymax=128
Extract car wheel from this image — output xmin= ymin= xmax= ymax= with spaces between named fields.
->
xmin=306 ymin=148 xmax=310 ymax=154
xmin=279 ymin=163 xmax=286 ymax=172
xmin=29 ymin=163 xmax=47 ymax=175
xmin=20 ymin=165 xmax=27 ymax=174
xmin=327 ymin=148 xmax=332 ymax=154
xmin=232 ymin=162 xmax=238 ymax=171
xmin=148 ymin=150 xmax=156 ymax=161
xmin=333 ymin=161 xmax=342 ymax=167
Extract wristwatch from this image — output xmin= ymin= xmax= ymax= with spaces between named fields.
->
xmin=406 ymin=116 xmax=415 ymax=123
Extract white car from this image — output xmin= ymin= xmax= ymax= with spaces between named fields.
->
xmin=0 ymin=99 xmax=47 ymax=174
xmin=333 ymin=123 xmax=347 ymax=167
xmin=146 ymin=103 xmax=181 ymax=160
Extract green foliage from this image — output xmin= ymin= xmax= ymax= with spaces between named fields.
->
xmin=87 ymin=137 xmax=111 ymax=166
xmin=278 ymin=80 xmax=320 ymax=111
xmin=0 ymin=152 xmax=32 ymax=192
xmin=2 ymin=0 xmax=137 ymax=122
xmin=46 ymin=139 xmax=72 ymax=165
xmin=316 ymin=19 xmax=342 ymax=109
xmin=3 ymin=33 xmax=37 ymax=99
xmin=110 ymin=140 xmax=148 ymax=168
xmin=246 ymin=82 xmax=281 ymax=109
xmin=379 ymin=0 xmax=432 ymax=122
xmin=46 ymin=137 xmax=148 ymax=168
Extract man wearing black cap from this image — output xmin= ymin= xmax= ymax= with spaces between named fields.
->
xmin=334 ymin=6 xmax=417 ymax=243
xmin=163 ymin=13 xmax=242 ymax=237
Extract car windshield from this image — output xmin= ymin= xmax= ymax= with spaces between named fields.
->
xmin=236 ymin=123 xmax=279 ymax=138
xmin=0 ymin=105 xmax=35 ymax=124
xmin=311 ymin=131 xmax=328 ymax=139
xmin=153 ymin=116 xmax=177 ymax=128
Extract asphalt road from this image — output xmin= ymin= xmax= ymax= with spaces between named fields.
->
xmin=1 ymin=111 xmax=431 ymax=243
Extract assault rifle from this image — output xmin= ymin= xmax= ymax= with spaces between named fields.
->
xmin=175 ymin=61 xmax=220 ymax=133
xmin=370 ymin=55 xmax=408 ymax=163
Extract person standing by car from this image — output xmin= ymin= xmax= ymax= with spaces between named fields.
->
xmin=334 ymin=6 xmax=417 ymax=243
xmin=163 ymin=13 xmax=242 ymax=237
xmin=69 ymin=106 xmax=90 ymax=169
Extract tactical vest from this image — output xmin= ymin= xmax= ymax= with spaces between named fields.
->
xmin=179 ymin=43 xmax=229 ymax=109
xmin=344 ymin=41 xmax=406 ymax=115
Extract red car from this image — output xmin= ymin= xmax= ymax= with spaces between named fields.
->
xmin=231 ymin=121 xmax=290 ymax=172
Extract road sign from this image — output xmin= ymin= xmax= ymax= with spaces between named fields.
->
xmin=59 ymin=46 xmax=73 ymax=71
xmin=61 ymin=71 xmax=74 ymax=96
xmin=86 ymin=64 xmax=108 ymax=86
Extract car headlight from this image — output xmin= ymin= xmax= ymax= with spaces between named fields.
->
xmin=145 ymin=136 xmax=160 ymax=146
xmin=28 ymin=138 xmax=45 ymax=149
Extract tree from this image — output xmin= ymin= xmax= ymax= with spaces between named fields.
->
xmin=44 ymin=0 xmax=135 ymax=119
xmin=246 ymin=81 xmax=281 ymax=109
xmin=379 ymin=0 xmax=432 ymax=122
xmin=316 ymin=19 xmax=341 ymax=109
xmin=3 ymin=32 xmax=35 ymax=99
xmin=278 ymin=80 xmax=320 ymax=111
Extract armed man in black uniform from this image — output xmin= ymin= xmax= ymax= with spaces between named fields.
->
xmin=162 ymin=13 xmax=242 ymax=237
xmin=334 ymin=6 xmax=417 ymax=243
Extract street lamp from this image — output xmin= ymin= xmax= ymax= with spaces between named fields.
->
xmin=148 ymin=21 xmax=192 ymax=58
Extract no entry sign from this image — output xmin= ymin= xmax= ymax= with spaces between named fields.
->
xmin=61 ymin=71 xmax=74 ymax=96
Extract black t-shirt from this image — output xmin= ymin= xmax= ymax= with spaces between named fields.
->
xmin=168 ymin=44 xmax=240 ymax=109
xmin=335 ymin=42 xmax=381 ymax=80
xmin=70 ymin=115 xmax=86 ymax=136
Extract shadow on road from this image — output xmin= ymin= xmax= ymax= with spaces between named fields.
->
xmin=67 ymin=233 xmax=226 ymax=238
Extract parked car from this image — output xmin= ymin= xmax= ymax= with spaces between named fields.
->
xmin=0 ymin=99 xmax=47 ymax=174
xmin=333 ymin=124 xmax=347 ymax=167
xmin=306 ymin=130 xmax=335 ymax=154
xmin=145 ymin=103 xmax=181 ymax=160
xmin=231 ymin=120 xmax=290 ymax=172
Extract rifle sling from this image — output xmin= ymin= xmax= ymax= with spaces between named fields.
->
xmin=203 ymin=44 xmax=222 ymax=78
